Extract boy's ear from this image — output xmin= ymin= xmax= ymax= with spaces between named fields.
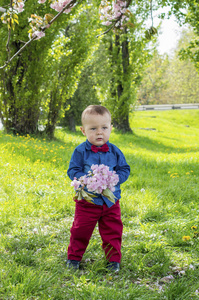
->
xmin=80 ymin=126 xmax=86 ymax=136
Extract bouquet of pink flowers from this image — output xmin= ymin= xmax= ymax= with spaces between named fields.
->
xmin=71 ymin=164 xmax=119 ymax=204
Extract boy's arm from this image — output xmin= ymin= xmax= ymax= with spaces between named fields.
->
xmin=67 ymin=148 xmax=86 ymax=180
xmin=115 ymin=149 xmax=130 ymax=184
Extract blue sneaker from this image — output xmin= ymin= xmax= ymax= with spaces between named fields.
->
xmin=66 ymin=259 xmax=80 ymax=270
xmin=106 ymin=262 xmax=120 ymax=272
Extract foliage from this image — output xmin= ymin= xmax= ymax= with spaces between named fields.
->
xmin=137 ymin=51 xmax=169 ymax=105
xmin=0 ymin=0 xmax=198 ymax=137
xmin=171 ymin=0 xmax=199 ymax=70
xmin=0 ymin=0 xmax=70 ymax=135
xmin=61 ymin=63 xmax=100 ymax=131
xmin=0 ymin=110 xmax=199 ymax=299
xmin=137 ymin=29 xmax=199 ymax=105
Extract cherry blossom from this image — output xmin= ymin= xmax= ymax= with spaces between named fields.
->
xmin=50 ymin=0 xmax=74 ymax=13
xmin=99 ymin=0 xmax=129 ymax=29
xmin=13 ymin=0 xmax=25 ymax=13
xmin=71 ymin=164 xmax=119 ymax=203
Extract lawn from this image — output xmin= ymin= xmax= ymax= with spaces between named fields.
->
xmin=0 ymin=109 xmax=199 ymax=299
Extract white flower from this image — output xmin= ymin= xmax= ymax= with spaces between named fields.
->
xmin=33 ymin=228 xmax=38 ymax=234
xmin=189 ymin=264 xmax=195 ymax=270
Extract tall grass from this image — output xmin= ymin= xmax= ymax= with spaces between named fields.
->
xmin=0 ymin=110 xmax=199 ymax=299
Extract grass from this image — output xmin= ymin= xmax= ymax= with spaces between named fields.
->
xmin=0 ymin=109 xmax=199 ymax=299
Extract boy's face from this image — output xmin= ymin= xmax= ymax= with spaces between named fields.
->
xmin=80 ymin=112 xmax=112 ymax=146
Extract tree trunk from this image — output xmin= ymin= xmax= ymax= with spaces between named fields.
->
xmin=0 ymin=42 xmax=40 ymax=135
xmin=112 ymin=32 xmax=132 ymax=133
xmin=68 ymin=115 xmax=76 ymax=132
xmin=45 ymin=90 xmax=60 ymax=139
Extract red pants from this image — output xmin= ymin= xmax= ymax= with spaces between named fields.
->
xmin=68 ymin=199 xmax=123 ymax=263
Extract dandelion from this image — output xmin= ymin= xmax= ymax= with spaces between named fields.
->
xmin=182 ymin=236 xmax=191 ymax=241
xmin=191 ymin=226 xmax=197 ymax=230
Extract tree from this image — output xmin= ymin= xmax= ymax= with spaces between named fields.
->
xmin=137 ymin=51 xmax=169 ymax=105
xmin=95 ymin=4 xmax=154 ymax=132
xmin=165 ymin=29 xmax=199 ymax=103
xmin=181 ymin=0 xmax=199 ymax=69
xmin=40 ymin=3 xmax=100 ymax=137
xmin=138 ymin=29 xmax=199 ymax=104
xmin=1 ymin=0 xmax=198 ymax=136
xmin=0 ymin=0 xmax=73 ymax=135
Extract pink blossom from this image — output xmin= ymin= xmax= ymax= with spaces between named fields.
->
xmin=71 ymin=164 xmax=119 ymax=196
xmin=79 ymin=175 xmax=88 ymax=185
xmin=50 ymin=0 xmax=73 ymax=13
xmin=38 ymin=0 xmax=47 ymax=3
xmin=71 ymin=178 xmax=81 ymax=190
xmin=33 ymin=30 xmax=45 ymax=39
xmin=99 ymin=0 xmax=128 ymax=29
xmin=13 ymin=0 xmax=25 ymax=13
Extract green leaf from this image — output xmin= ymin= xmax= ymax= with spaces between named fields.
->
xmin=102 ymin=188 xmax=116 ymax=204
xmin=81 ymin=190 xmax=95 ymax=202
xmin=74 ymin=191 xmax=83 ymax=201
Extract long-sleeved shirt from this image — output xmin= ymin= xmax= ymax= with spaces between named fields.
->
xmin=67 ymin=140 xmax=130 ymax=207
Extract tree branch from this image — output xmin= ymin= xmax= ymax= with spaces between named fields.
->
xmin=0 ymin=0 xmax=78 ymax=70
xmin=96 ymin=0 xmax=132 ymax=38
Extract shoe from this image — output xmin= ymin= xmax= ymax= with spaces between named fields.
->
xmin=106 ymin=262 xmax=120 ymax=272
xmin=66 ymin=259 xmax=80 ymax=270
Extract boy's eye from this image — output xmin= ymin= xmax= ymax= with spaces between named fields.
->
xmin=91 ymin=128 xmax=96 ymax=130
xmin=103 ymin=127 xmax=107 ymax=130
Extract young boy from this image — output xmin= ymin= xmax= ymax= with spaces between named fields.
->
xmin=67 ymin=105 xmax=130 ymax=271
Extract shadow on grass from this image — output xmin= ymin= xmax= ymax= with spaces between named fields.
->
xmin=111 ymin=132 xmax=198 ymax=154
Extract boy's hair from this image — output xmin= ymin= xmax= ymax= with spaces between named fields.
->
xmin=81 ymin=105 xmax=111 ymax=124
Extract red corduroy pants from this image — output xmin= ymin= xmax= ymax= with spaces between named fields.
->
xmin=67 ymin=199 xmax=123 ymax=263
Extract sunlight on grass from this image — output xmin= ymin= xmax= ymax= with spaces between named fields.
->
xmin=0 ymin=110 xmax=199 ymax=299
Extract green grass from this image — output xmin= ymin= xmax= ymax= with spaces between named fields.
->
xmin=0 ymin=110 xmax=199 ymax=299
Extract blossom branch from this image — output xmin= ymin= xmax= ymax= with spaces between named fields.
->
xmin=5 ymin=0 xmax=14 ymax=60
xmin=96 ymin=14 xmax=123 ymax=38
xmin=0 ymin=0 xmax=78 ymax=70
xmin=0 ymin=36 xmax=37 ymax=70
xmin=97 ymin=0 xmax=132 ymax=38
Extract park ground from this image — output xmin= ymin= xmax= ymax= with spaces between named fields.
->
xmin=0 ymin=110 xmax=199 ymax=299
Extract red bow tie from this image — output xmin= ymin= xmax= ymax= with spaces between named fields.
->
xmin=91 ymin=144 xmax=109 ymax=153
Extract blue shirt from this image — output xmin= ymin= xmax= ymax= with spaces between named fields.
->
xmin=67 ymin=140 xmax=130 ymax=207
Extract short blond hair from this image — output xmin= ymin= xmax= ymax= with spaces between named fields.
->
xmin=81 ymin=105 xmax=111 ymax=124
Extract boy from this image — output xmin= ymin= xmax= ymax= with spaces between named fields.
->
xmin=67 ymin=105 xmax=130 ymax=271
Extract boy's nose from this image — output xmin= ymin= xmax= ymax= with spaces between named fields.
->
xmin=97 ymin=128 xmax=102 ymax=134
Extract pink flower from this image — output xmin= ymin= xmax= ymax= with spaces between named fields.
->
xmin=99 ymin=0 xmax=128 ymax=28
xmin=79 ymin=175 xmax=88 ymax=185
xmin=33 ymin=30 xmax=45 ymax=39
xmin=71 ymin=164 xmax=119 ymax=195
xmin=50 ymin=0 xmax=74 ymax=13
xmin=71 ymin=178 xmax=81 ymax=190
xmin=13 ymin=0 xmax=25 ymax=13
